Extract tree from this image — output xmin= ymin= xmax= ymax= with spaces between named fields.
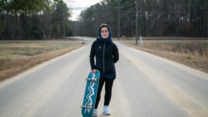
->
xmin=0 ymin=0 xmax=72 ymax=40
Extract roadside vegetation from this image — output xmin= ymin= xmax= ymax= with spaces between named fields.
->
xmin=121 ymin=40 xmax=208 ymax=73
xmin=112 ymin=37 xmax=208 ymax=40
xmin=0 ymin=42 xmax=86 ymax=82
xmin=0 ymin=0 xmax=72 ymax=40
xmin=74 ymin=0 xmax=207 ymax=38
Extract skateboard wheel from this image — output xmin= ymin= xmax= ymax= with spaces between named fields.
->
xmin=90 ymin=106 xmax=93 ymax=109
xmin=95 ymin=78 xmax=97 ymax=81
xmin=85 ymin=78 xmax=88 ymax=81
xmin=80 ymin=105 xmax=83 ymax=108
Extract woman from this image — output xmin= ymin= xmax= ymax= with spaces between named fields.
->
xmin=89 ymin=23 xmax=119 ymax=116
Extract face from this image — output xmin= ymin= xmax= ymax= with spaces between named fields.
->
xmin=101 ymin=27 xmax=109 ymax=39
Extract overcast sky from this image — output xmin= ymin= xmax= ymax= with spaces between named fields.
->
xmin=63 ymin=0 xmax=101 ymax=21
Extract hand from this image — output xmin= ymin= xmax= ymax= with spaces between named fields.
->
xmin=91 ymin=69 xmax=97 ymax=74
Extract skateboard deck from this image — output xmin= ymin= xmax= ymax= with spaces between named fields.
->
xmin=81 ymin=70 xmax=100 ymax=117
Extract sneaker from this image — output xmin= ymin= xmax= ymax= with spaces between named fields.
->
xmin=92 ymin=109 xmax=98 ymax=116
xmin=103 ymin=106 xmax=111 ymax=115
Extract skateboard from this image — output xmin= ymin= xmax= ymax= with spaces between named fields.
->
xmin=81 ymin=70 xmax=100 ymax=117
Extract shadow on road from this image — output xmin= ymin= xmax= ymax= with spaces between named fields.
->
xmin=98 ymin=113 xmax=111 ymax=117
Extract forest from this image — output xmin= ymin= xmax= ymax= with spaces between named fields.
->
xmin=73 ymin=0 xmax=208 ymax=37
xmin=0 ymin=0 xmax=72 ymax=40
xmin=0 ymin=0 xmax=207 ymax=40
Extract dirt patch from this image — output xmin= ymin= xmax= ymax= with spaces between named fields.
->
xmin=120 ymin=42 xmax=208 ymax=73
xmin=0 ymin=43 xmax=86 ymax=82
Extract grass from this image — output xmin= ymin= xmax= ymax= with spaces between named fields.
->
xmin=133 ymin=41 xmax=208 ymax=57
xmin=121 ymin=41 xmax=208 ymax=73
xmin=0 ymin=42 xmax=79 ymax=64
xmin=0 ymin=42 xmax=86 ymax=82
xmin=53 ymin=37 xmax=85 ymax=41
xmin=112 ymin=37 xmax=208 ymax=40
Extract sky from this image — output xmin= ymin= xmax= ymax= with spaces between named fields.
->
xmin=64 ymin=0 xmax=102 ymax=21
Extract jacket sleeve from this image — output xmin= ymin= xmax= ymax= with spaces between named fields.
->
xmin=112 ymin=43 xmax=119 ymax=63
xmin=89 ymin=41 xmax=96 ymax=70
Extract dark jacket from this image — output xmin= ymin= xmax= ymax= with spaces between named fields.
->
xmin=90 ymin=39 xmax=119 ymax=74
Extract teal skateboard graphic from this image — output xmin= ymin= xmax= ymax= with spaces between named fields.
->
xmin=81 ymin=70 xmax=100 ymax=117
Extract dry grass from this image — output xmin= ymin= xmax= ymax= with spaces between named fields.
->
xmin=121 ymin=42 xmax=208 ymax=73
xmin=53 ymin=37 xmax=84 ymax=41
xmin=140 ymin=41 xmax=208 ymax=57
xmin=161 ymin=44 xmax=173 ymax=51
xmin=0 ymin=42 xmax=80 ymax=65
xmin=0 ymin=42 xmax=86 ymax=82
xmin=203 ymin=50 xmax=207 ymax=57
xmin=144 ymin=42 xmax=151 ymax=48
xmin=112 ymin=37 xmax=208 ymax=40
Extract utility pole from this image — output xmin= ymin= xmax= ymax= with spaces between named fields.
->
xmin=135 ymin=0 xmax=138 ymax=45
xmin=63 ymin=12 xmax=65 ymax=41
xmin=207 ymin=2 xmax=208 ymax=37
xmin=117 ymin=0 xmax=120 ymax=41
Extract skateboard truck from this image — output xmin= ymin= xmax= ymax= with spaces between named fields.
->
xmin=80 ymin=105 xmax=93 ymax=109
xmin=85 ymin=78 xmax=98 ymax=81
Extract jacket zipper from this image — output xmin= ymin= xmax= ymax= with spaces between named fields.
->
xmin=103 ymin=43 xmax=105 ymax=73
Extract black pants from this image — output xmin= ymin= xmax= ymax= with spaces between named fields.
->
xmin=94 ymin=78 xmax=114 ymax=109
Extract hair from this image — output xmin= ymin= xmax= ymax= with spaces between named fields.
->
xmin=99 ymin=23 xmax=110 ymax=32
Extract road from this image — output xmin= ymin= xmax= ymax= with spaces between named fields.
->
xmin=0 ymin=37 xmax=208 ymax=117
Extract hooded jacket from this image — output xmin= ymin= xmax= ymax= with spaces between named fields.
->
xmin=89 ymin=25 xmax=119 ymax=75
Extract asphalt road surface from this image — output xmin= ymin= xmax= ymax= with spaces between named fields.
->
xmin=0 ymin=37 xmax=208 ymax=117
